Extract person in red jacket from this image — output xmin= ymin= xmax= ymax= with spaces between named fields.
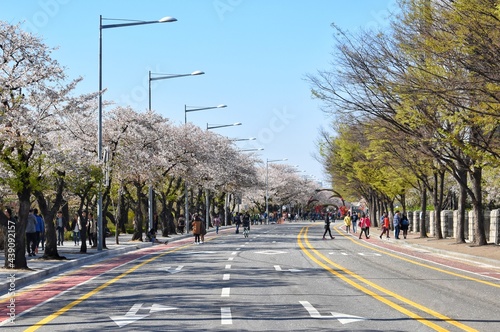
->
xmin=379 ymin=213 xmax=390 ymax=239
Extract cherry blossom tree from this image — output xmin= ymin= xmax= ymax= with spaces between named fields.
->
xmin=0 ymin=21 xmax=95 ymax=268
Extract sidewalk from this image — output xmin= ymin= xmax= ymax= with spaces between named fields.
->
xmin=0 ymin=231 xmax=191 ymax=292
xmin=387 ymin=231 xmax=500 ymax=267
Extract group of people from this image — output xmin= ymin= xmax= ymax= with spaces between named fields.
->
xmin=379 ymin=211 xmax=409 ymax=239
xmin=323 ymin=210 xmax=410 ymax=241
xmin=25 ymin=208 xmax=45 ymax=257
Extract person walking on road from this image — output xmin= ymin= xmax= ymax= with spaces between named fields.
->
xmin=351 ymin=212 xmax=359 ymax=234
xmin=358 ymin=213 xmax=370 ymax=239
xmin=344 ymin=211 xmax=352 ymax=234
xmin=322 ymin=213 xmax=335 ymax=239
xmin=213 ymin=214 xmax=221 ymax=234
xmin=192 ymin=214 xmax=202 ymax=244
xmin=379 ymin=212 xmax=390 ymax=239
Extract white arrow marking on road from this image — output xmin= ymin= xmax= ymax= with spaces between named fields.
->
xmin=275 ymin=265 xmax=303 ymax=272
xmin=147 ymin=304 xmax=177 ymax=314
xmin=300 ymin=301 xmax=364 ymax=324
xmin=165 ymin=266 xmax=184 ymax=274
xmin=330 ymin=312 xmax=366 ymax=324
xmin=300 ymin=301 xmax=328 ymax=319
xmin=110 ymin=303 xmax=149 ymax=328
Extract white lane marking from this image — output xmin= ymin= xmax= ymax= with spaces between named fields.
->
xmin=225 ymin=264 xmax=231 ymax=269
xmin=300 ymin=301 xmax=325 ymax=318
xmin=221 ymin=307 xmax=232 ymax=325
xmin=274 ymin=265 xmax=282 ymax=271
xmin=231 ymin=252 xmax=238 ymax=255
xmin=300 ymin=301 xmax=365 ymax=324
xmin=331 ymin=312 xmax=366 ymax=325
xmin=223 ymin=274 xmax=230 ymax=281
xmin=228 ymin=257 xmax=234 ymax=261
xmin=221 ymin=288 xmax=230 ymax=297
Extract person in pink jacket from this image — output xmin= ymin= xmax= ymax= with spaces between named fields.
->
xmin=358 ymin=213 xmax=371 ymax=239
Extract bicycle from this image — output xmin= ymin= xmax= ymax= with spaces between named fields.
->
xmin=243 ymin=226 xmax=249 ymax=238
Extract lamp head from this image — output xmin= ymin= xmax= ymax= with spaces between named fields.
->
xmin=159 ymin=16 xmax=177 ymax=23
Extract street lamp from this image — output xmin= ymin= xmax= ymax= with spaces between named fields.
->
xmin=98 ymin=15 xmax=177 ymax=250
xmin=149 ymin=71 xmax=204 ymax=111
xmin=231 ymin=137 xmax=256 ymax=142
xmin=184 ymin=104 xmax=227 ymax=233
xmin=240 ymin=148 xmax=264 ymax=152
xmin=147 ymin=70 xmax=204 ymax=232
xmin=185 ymin=104 xmax=227 ymax=124
xmin=206 ymin=122 xmax=242 ymax=130
xmin=266 ymin=158 xmax=287 ymax=224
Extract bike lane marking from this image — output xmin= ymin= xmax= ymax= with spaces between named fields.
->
xmin=298 ymin=226 xmax=478 ymax=332
xmin=0 ymin=237 xmax=193 ymax=329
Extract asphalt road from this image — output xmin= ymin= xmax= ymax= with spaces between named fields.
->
xmin=3 ymin=222 xmax=500 ymax=331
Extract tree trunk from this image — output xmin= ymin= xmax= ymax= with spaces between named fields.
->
xmin=10 ymin=191 xmax=30 ymax=269
xmin=131 ymin=182 xmax=144 ymax=241
xmin=470 ymin=166 xmax=487 ymax=245
xmin=419 ymin=186 xmax=428 ymax=238
xmin=432 ymin=171 xmax=443 ymax=239
xmin=456 ymin=168 xmax=467 ymax=243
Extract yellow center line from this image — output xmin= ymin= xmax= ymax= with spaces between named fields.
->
xmin=25 ymin=243 xmax=190 ymax=331
xmin=298 ymin=226 xmax=478 ymax=332
xmin=332 ymin=224 xmax=500 ymax=288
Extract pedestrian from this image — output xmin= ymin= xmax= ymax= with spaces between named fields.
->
xmin=351 ymin=211 xmax=359 ymax=234
xmin=192 ymin=214 xmax=202 ymax=244
xmin=55 ymin=210 xmax=66 ymax=246
xmin=34 ymin=208 xmax=45 ymax=252
xmin=71 ymin=213 xmax=80 ymax=246
xmin=379 ymin=212 xmax=390 ymax=239
xmin=322 ymin=213 xmax=335 ymax=239
xmin=400 ymin=213 xmax=410 ymax=239
xmin=358 ymin=213 xmax=370 ymax=239
xmin=233 ymin=213 xmax=242 ymax=234
xmin=26 ymin=209 xmax=38 ymax=256
xmin=177 ymin=215 xmax=186 ymax=233
xmin=393 ymin=210 xmax=401 ymax=239
xmin=242 ymin=212 xmax=251 ymax=235
xmin=213 ymin=214 xmax=221 ymax=234
xmin=89 ymin=212 xmax=97 ymax=248
xmin=344 ymin=211 xmax=352 ymax=234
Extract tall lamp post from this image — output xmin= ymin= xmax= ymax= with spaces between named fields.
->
xmin=98 ymin=15 xmax=177 ymax=251
xmin=184 ymin=104 xmax=227 ymax=233
xmin=206 ymin=122 xmax=242 ymax=130
xmin=147 ymin=70 xmax=204 ymax=232
xmin=266 ymin=158 xmax=287 ymax=224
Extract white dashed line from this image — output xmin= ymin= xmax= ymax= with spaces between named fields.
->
xmin=223 ymin=274 xmax=230 ymax=280
xmin=221 ymin=307 xmax=232 ymax=325
xmin=225 ymin=264 xmax=231 ymax=269
xmin=221 ymin=288 xmax=230 ymax=297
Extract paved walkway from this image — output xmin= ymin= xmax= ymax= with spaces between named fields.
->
xmin=0 ymin=231 xmax=192 ymax=290
xmin=1 ymin=224 xmax=499 ymax=292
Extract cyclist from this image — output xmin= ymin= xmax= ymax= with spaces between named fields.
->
xmin=242 ymin=212 xmax=251 ymax=237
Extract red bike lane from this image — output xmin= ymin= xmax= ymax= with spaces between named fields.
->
xmin=0 ymin=237 xmax=194 ymax=325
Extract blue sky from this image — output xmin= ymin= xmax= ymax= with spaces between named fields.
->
xmin=3 ymin=0 xmax=396 ymax=185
